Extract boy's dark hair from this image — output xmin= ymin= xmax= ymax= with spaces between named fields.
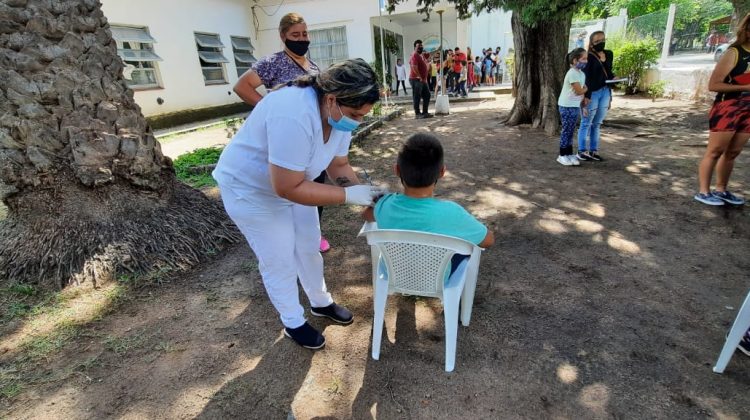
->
xmin=414 ymin=39 xmax=423 ymax=48
xmin=397 ymin=133 xmax=444 ymax=188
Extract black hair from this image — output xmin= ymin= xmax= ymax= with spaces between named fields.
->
xmin=414 ymin=39 xmax=423 ymax=48
xmin=397 ymin=133 xmax=444 ymax=188
xmin=566 ymin=48 xmax=587 ymax=65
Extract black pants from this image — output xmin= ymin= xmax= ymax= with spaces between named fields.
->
xmin=314 ymin=171 xmax=326 ymax=220
xmin=395 ymin=80 xmax=407 ymax=95
xmin=409 ymin=79 xmax=430 ymax=115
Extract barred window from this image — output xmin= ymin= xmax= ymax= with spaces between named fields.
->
xmin=231 ymin=36 xmax=257 ymax=77
xmin=194 ymin=32 xmax=229 ymax=84
xmin=308 ymin=26 xmax=348 ymax=69
xmin=110 ymin=25 xmax=163 ymax=89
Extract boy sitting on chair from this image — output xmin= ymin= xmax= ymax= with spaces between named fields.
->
xmin=363 ymin=133 xmax=494 ymax=250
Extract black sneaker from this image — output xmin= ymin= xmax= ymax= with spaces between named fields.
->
xmin=422 ymin=113 xmax=434 ymax=118
xmin=739 ymin=334 xmax=750 ymax=356
xmin=284 ymin=322 xmax=325 ymax=349
xmin=589 ymin=152 xmax=603 ymax=161
xmin=576 ymin=152 xmax=592 ymax=161
xmin=415 ymin=114 xmax=425 ymax=120
xmin=311 ymin=303 xmax=353 ymax=324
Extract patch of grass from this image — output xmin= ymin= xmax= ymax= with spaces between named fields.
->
xmin=173 ymin=147 xmax=223 ymax=188
xmin=22 ymin=323 xmax=81 ymax=362
xmin=154 ymin=341 xmax=176 ymax=353
xmin=1 ymin=381 xmax=22 ymax=399
xmin=103 ymin=331 xmax=148 ymax=356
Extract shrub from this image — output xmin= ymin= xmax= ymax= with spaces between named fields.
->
xmin=172 ymin=147 xmax=223 ymax=188
xmin=612 ymin=38 xmax=660 ymax=95
xmin=647 ymin=80 xmax=669 ymax=101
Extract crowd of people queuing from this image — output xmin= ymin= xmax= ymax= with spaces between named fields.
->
xmin=214 ymin=9 xmax=750 ymax=358
xmin=403 ymin=43 xmax=506 ymax=118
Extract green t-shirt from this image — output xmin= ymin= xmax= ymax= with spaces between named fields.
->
xmin=374 ymin=193 xmax=487 ymax=245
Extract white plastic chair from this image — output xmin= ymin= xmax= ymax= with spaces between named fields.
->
xmin=713 ymin=289 xmax=750 ymax=373
xmin=358 ymin=222 xmax=483 ymax=372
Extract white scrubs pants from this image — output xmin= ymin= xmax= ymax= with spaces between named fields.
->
xmin=219 ymin=183 xmax=333 ymax=329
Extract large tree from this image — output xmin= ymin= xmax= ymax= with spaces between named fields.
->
xmin=0 ymin=0 xmax=239 ymax=288
xmin=389 ymin=0 xmax=583 ymax=135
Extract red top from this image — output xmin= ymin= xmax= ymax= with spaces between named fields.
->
xmin=452 ymin=51 xmax=466 ymax=73
xmin=409 ymin=51 xmax=428 ymax=81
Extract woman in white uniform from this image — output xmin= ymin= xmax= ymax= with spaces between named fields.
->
xmin=213 ymin=59 xmax=383 ymax=349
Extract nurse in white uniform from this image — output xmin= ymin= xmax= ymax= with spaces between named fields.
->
xmin=213 ymin=59 xmax=383 ymax=349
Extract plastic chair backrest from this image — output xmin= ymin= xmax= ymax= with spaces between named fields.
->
xmin=360 ymin=226 xmax=476 ymax=299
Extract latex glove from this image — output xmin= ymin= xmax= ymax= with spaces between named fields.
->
xmin=344 ymin=185 xmax=387 ymax=206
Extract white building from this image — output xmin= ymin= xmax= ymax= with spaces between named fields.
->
xmin=101 ymin=0 xmax=512 ymax=122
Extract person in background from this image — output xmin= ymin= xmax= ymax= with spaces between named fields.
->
xmin=466 ymin=47 xmax=475 ymax=91
xmin=409 ymin=39 xmax=432 ymax=119
xmin=233 ymin=12 xmax=333 ymax=253
xmin=394 ymin=58 xmax=408 ymax=96
xmin=423 ymin=51 xmax=434 ymax=94
xmin=483 ymin=48 xmax=494 ymax=85
xmin=442 ymin=49 xmax=454 ymax=93
xmin=214 ymin=59 xmax=385 ymax=350
xmin=450 ymin=47 xmax=465 ymax=95
xmin=494 ymin=46 xmax=502 ymax=84
xmin=577 ymin=30 xmax=614 ymax=162
xmin=474 ymin=56 xmax=482 ymax=87
xmin=694 ymin=13 xmax=750 ymax=207
xmin=456 ymin=60 xmax=468 ymax=97
xmin=557 ymin=48 xmax=588 ymax=166
xmin=575 ymin=32 xmax=586 ymax=49
xmin=430 ymin=54 xmax=439 ymax=95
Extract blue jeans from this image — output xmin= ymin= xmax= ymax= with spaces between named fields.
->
xmin=578 ymin=87 xmax=611 ymax=153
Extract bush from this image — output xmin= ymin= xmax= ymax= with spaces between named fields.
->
xmin=612 ymin=38 xmax=660 ymax=95
xmin=172 ymin=147 xmax=223 ymax=188
xmin=647 ymin=80 xmax=669 ymax=101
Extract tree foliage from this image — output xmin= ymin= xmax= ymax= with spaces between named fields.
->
xmin=385 ymin=0 xmax=584 ymax=25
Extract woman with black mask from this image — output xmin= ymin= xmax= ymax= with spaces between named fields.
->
xmin=576 ymin=30 xmax=614 ymax=162
xmin=234 ymin=13 xmax=333 ymax=253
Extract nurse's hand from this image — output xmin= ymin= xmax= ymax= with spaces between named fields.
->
xmin=344 ymin=185 xmax=385 ymax=206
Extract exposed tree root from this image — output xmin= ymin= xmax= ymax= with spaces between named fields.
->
xmin=0 ymin=176 xmax=241 ymax=289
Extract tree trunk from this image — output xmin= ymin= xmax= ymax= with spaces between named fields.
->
xmin=0 ymin=0 xmax=240 ymax=288
xmin=505 ymin=10 xmax=573 ymax=136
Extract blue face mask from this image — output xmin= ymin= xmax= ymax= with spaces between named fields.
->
xmin=327 ymin=101 xmax=360 ymax=132
xmin=575 ymin=61 xmax=587 ymax=70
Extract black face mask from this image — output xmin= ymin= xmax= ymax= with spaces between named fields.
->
xmin=285 ymin=39 xmax=310 ymax=56
xmin=416 ymin=46 xmax=424 ymax=53
xmin=592 ymin=42 xmax=606 ymax=52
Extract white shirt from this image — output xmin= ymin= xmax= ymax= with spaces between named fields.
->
xmin=213 ymin=86 xmax=351 ymax=205
xmin=558 ymin=67 xmax=586 ymax=108
xmin=395 ymin=64 xmax=407 ymax=81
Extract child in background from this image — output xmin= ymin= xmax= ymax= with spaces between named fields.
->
xmin=457 ymin=61 xmax=468 ymax=97
xmin=362 ymin=133 xmax=494 ymax=253
xmin=556 ymin=48 xmax=588 ymax=166
xmin=474 ymin=56 xmax=482 ymax=87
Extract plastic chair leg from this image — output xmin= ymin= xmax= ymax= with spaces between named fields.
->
xmin=443 ymin=290 xmax=461 ymax=372
xmin=460 ymin=251 xmax=481 ymax=326
xmin=713 ymin=291 xmax=750 ymax=373
xmin=371 ymin=277 xmax=389 ymax=361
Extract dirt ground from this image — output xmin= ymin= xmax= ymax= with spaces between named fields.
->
xmin=2 ymin=94 xmax=750 ymax=419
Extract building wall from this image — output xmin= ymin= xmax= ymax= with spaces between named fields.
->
xmin=101 ymin=0 xmax=254 ymax=117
